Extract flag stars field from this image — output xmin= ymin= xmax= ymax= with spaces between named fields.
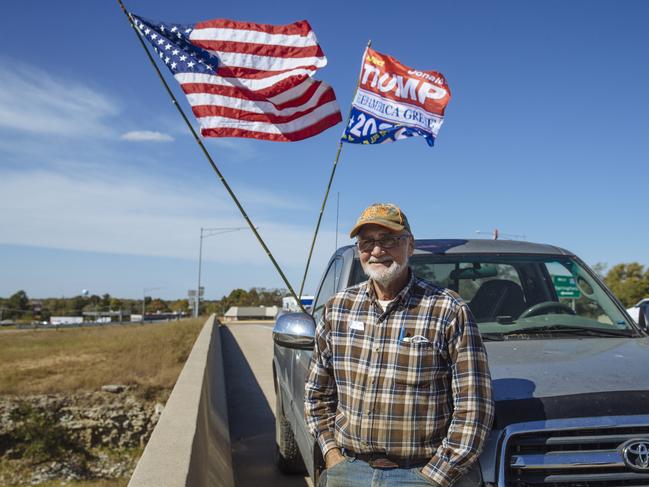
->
xmin=134 ymin=15 xmax=217 ymax=75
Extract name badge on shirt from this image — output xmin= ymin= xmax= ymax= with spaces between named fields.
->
xmin=349 ymin=320 xmax=365 ymax=331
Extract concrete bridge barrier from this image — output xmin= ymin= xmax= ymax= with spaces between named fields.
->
xmin=128 ymin=315 xmax=235 ymax=487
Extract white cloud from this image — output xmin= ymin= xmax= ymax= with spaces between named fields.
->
xmin=0 ymin=169 xmax=339 ymax=269
xmin=120 ymin=130 xmax=174 ymax=142
xmin=205 ymin=137 xmax=261 ymax=161
xmin=0 ymin=61 xmax=118 ymax=137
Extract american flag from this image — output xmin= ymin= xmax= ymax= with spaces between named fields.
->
xmin=131 ymin=14 xmax=342 ymax=141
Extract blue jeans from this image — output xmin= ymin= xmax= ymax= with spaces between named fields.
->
xmin=322 ymin=456 xmax=482 ymax=487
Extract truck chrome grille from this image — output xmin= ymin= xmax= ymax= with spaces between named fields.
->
xmin=506 ymin=426 xmax=649 ymax=486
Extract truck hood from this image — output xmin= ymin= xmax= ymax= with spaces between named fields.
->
xmin=485 ymin=337 xmax=649 ymax=428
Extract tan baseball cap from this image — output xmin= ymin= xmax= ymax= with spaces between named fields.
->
xmin=349 ymin=203 xmax=411 ymax=238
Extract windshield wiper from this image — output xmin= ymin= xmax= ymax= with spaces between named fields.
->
xmin=499 ymin=325 xmax=635 ymax=338
xmin=481 ymin=333 xmax=505 ymax=341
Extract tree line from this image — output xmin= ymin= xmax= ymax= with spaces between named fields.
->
xmin=601 ymin=263 xmax=649 ymax=308
xmin=0 ymin=287 xmax=285 ymax=322
xmin=2 ymin=263 xmax=647 ymax=322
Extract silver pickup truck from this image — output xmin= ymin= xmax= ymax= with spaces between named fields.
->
xmin=272 ymin=239 xmax=649 ymax=487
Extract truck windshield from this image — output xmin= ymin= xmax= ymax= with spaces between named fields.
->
xmin=350 ymin=254 xmax=637 ymax=337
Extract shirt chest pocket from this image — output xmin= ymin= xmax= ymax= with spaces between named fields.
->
xmin=391 ymin=341 xmax=448 ymax=387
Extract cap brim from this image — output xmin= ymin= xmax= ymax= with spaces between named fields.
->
xmin=349 ymin=219 xmax=405 ymax=238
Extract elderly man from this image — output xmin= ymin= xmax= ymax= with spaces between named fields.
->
xmin=305 ymin=203 xmax=494 ymax=487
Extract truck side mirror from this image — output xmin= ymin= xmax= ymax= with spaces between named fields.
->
xmin=273 ymin=312 xmax=316 ymax=349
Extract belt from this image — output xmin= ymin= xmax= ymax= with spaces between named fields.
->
xmin=342 ymin=450 xmax=429 ymax=469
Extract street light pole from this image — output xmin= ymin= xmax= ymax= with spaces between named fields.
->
xmin=195 ymin=227 xmax=204 ymax=318
xmin=194 ymin=226 xmax=251 ymax=318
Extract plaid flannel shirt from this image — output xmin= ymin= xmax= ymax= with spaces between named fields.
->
xmin=305 ymin=271 xmax=494 ymax=487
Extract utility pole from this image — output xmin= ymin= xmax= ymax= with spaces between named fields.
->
xmin=195 ymin=226 xmax=251 ymax=318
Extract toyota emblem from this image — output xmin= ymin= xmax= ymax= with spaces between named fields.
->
xmin=621 ymin=439 xmax=649 ymax=472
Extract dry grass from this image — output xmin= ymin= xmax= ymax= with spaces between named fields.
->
xmin=0 ymin=319 xmax=205 ymax=397
xmin=49 ymin=481 xmax=126 ymax=487
xmin=0 ymin=461 xmax=133 ymax=487
xmin=0 ymin=468 xmax=130 ymax=487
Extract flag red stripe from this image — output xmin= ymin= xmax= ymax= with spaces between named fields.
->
xmin=190 ymin=40 xmax=324 ymax=59
xmin=181 ymin=80 xmax=322 ymax=110
xmin=182 ymin=74 xmax=312 ymax=99
xmin=190 ymin=89 xmax=338 ymax=123
xmin=215 ymin=65 xmax=316 ymax=79
xmin=200 ymin=112 xmax=342 ymax=142
xmin=193 ymin=19 xmax=313 ymax=37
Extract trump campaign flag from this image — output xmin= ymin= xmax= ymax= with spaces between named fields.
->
xmin=342 ymin=47 xmax=451 ymax=146
xmin=131 ymin=14 xmax=342 ymax=141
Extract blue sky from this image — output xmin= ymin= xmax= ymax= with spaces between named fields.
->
xmin=1 ymin=1 xmax=647 ymax=301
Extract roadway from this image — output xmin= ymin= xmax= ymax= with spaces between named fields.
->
xmin=221 ymin=322 xmax=312 ymax=487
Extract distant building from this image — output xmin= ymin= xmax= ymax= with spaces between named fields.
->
xmin=282 ymin=296 xmax=314 ymax=312
xmin=50 ymin=316 xmax=84 ymax=325
xmin=82 ymin=310 xmax=125 ymax=323
xmin=130 ymin=312 xmax=183 ymax=322
xmin=223 ymin=306 xmax=279 ymax=321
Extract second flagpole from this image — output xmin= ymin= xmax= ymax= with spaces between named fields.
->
xmin=298 ymin=41 xmax=371 ymax=299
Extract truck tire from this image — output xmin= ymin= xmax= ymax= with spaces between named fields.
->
xmin=275 ymin=380 xmax=306 ymax=474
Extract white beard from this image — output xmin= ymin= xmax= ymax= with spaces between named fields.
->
xmin=361 ymin=257 xmax=408 ymax=287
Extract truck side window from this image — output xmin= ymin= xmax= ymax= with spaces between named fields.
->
xmin=312 ymin=257 xmax=343 ymax=324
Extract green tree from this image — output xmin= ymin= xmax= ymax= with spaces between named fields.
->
xmin=8 ymin=402 xmax=88 ymax=465
xmin=99 ymin=293 xmax=111 ymax=311
xmin=210 ymin=287 xmax=285 ymax=316
xmin=82 ymin=295 xmax=101 ymax=313
xmin=7 ymin=290 xmax=29 ymax=310
xmin=147 ymin=298 xmax=169 ymax=313
xmin=170 ymin=299 xmax=190 ymax=313
xmin=40 ymin=308 xmax=52 ymax=321
xmin=591 ymin=262 xmax=607 ymax=279
xmin=5 ymin=290 xmax=30 ymax=319
xmin=142 ymin=296 xmax=151 ymax=314
xmin=604 ymin=263 xmax=649 ymax=308
xmin=66 ymin=296 xmax=87 ymax=315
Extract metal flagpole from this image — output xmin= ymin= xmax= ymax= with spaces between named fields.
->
xmin=298 ymin=40 xmax=372 ymax=299
xmin=117 ymin=0 xmax=307 ymax=314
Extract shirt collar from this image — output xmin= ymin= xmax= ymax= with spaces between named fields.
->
xmin=364 ymin=268 xmax=416 ymax=306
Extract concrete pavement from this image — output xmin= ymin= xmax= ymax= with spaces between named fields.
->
xmin=221 ymin=322 xmax=312 ymax=487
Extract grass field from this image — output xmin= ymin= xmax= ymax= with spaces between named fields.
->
xmin=1 ymin=319 xmax=206 ymax=485
xmin=0 ymin=318 xmax=205 ymax=399
xmin=2 ymin=479 xmax=127 ymax=487
xmin=40 ymin=482 xmax=126 ymax=487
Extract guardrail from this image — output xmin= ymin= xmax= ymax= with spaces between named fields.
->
xmin=128 ymin=315 xmax=235 ymax=487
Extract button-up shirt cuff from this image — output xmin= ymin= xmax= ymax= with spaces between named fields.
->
xmin=317 ymin=431 xmax=338 ymax=459
xmin=421 ymin=458 xmax=459 ymax=487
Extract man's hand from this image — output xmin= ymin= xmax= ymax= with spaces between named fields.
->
xmin=325 ymin=448 xmax=345 ymax=469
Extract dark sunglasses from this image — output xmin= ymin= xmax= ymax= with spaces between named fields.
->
xmin=357 ymin=234 xmax=409 ymax=252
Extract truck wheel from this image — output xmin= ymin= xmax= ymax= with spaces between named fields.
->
xmin=275 ymin=382 xmax=306 ymax=473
